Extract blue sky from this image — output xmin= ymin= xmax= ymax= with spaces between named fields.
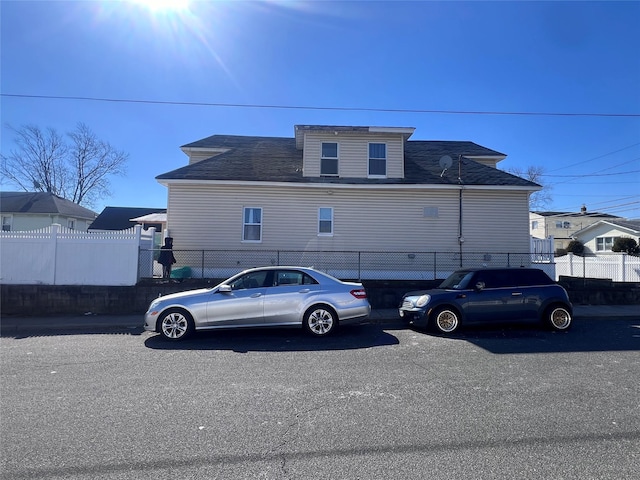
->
xmin=2 ymin=0 xmax=639 ymax=218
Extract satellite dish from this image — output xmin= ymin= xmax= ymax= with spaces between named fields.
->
xmin=439 ymin=155 xmax=452 ymax=177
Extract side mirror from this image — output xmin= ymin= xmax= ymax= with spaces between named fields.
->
xmin=218 ymin=284 xmax=232 ymax=293
xmin=475 ymin=281 xmax=485 ymax=291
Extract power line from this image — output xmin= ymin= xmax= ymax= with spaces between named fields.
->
xmin=547 ymin=142 xmax=640 ymax=173
xmin=544 ymin=169 xmax=640 ymax=178
xmin=584 ymin=195 xmax=639 ymax=207
xmin=541 ymin=201 xmax=640 ymax=216
xmin=2 ymin=93 xmax=640 ymax=118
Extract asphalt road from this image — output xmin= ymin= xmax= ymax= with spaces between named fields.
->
xmin=1 ymin=317 xmax=639 ymax=479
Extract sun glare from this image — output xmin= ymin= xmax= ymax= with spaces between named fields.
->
xmin=130 ymin=0 xmax=190 ymax=13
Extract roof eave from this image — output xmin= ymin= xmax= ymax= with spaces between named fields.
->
xmin=156 ymin=178 xmax=540 ymax=192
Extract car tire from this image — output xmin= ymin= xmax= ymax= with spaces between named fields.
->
xmin=304 ymin=305 xmax=337 ymax=337
xmin=546 ymin=305 xmax=572 ymax=331
xmin=431 ymin=307 xmax=460 ymax=334
xmin=159 ymin=308 xmax=194 ymax=341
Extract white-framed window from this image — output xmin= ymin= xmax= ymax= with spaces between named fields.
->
xmin=321 ymin=142 xmax=338 ymax=176
xmin=556 ymin=221 xmax=571 ymax=229
xmin=318 ymin=207 xmax=333 ymax=235
xmin=243 ymin=207 xmax=262 ymax=242
xmin=67 ymin=218 xmax=76 ymax=230
xmin=2 ymin=215 xmax=12 ymax=231
xmin=368 ymin=143 xmax=387 ymax=177
xmin=596 ymin=236 xmax=616 ymax=252
xmin=531 ymin=220 xmax=539 ymax=230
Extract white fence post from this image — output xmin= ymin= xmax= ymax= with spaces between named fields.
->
xmin=568 ymin=253 xmax=574 ymax=277
xmin=51 ymin=224 xmax=59 ymax=285
xmin=138 ymin=226 xmax=156 ymax=280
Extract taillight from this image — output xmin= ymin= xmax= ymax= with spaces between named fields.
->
xmin=350 ymin=288 xmax=367 ymax=299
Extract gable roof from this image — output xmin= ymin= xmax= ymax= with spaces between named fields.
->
xmin=0 ymin=191 xmax=97 ymax=219
xmin=89 ymin=206 xmax=166 ymax=231
xmin=573 ymin=219 xmax=640 ymax=237
xmin=160 ymin=133 xmax=536 ymax=189
xmin=532 ymin=211 xmax=620 ymax=219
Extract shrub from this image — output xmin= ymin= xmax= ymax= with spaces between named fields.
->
xmin=566 ymin=240 xmax=584 ymax=256
xmin=612 ymin=237 xmax=640 ymax=255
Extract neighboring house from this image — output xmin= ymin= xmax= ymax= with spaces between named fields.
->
xmin=156 ymin=124 xmax=539 ymax=260
xmin=530 ymin=207 xmax=621 ymax=253
xmin=89 ymin=206 xmax=166 ymax=233
xmin=571 ymin=219 xmax=640 ymax=254
xmin=0 ymin=191 xmax=97 ymax=231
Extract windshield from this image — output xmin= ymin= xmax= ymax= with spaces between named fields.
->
xmin=439 ymin=271 xmax=474 ymax=290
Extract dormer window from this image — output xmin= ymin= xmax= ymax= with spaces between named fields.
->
xmin=368 ymin=143 xmax=387 ymax=177
xmin=321 ymin=142 xmax=338 ymax=176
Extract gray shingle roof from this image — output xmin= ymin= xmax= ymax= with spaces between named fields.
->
xmin=532 ymin=211 xmax=620 ymax=219
xmin=602 ymin=219 xmax=640 ymax=233
xmin=0 ymin=192 xmax=97 ymax=219
xmin=160 ymin=134 xmax=537 ymax=188
xmin=89 ymin=206 xmax=167 ymax=231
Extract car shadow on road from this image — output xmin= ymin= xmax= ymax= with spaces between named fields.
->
xmin=411 ymin=318 xmax=640 ymax=354
xmin=0 ymin=325 xmax=145 ymax=339
xmin=143 ymin=324 xmax=399 ymax=352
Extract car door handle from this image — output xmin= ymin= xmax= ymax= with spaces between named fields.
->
xmin=251 ymin=293 xmax=262 ymax=298
xmin=511 ymin=292 xmax=523 ymax=296
xmin=456 ymin=294 xmax=466 ymax=299
xmin=298 ymin=289 xmax=310 ymax=293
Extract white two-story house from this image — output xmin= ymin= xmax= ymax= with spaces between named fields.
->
xmin=156 ymin=125 xmax=539 ymax=275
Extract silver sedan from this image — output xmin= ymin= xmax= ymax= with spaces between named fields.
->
xmin=144 ymin=266 xmax=371 ymax=340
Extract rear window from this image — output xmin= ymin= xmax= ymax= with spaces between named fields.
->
xmin=275 ymin=270 xmax=318 ymax=286
xmin=515 ymin=268 xmax=554 ymax=286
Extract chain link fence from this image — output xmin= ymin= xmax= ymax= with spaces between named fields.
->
xmin=140 ymin=249 xmax=554 ymax=281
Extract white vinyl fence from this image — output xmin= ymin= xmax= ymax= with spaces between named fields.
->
xmin=555 ymin=253 xmax=640 ymax=282
xmin=0 ymin=224 xmax=155 ymax=286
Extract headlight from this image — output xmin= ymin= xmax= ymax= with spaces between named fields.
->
xmin=416 ymin=294 xmax=431 ymax=308
xmin=148 ymin=300 xmax=162 ymax=311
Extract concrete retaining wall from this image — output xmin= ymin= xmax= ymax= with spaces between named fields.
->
xmin=1 ymin=278 xmax=639 ymax=316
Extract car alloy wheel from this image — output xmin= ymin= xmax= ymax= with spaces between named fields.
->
xmin=548 ymin=306 xmax=572 ymax=331
xmin=304 ymin=306 xmax=336 ymax=336
xmin=160 ymin=309 xmax=194 ymax=340
xmin=433 ymin=308 xmax=460 ymax=334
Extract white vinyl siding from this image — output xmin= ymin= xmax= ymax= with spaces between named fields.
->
xmin=460 ymin=190 xmax=531 ymax=253
xmin=165 ymin=184 xmax=531 ymax=255
xmin=0 ymin=214 xmax=93 ymax=232
xmin=303 ymin=132 xmax=404 ymax=179
xmin=574 ymin=222 xmax=640 ymax=255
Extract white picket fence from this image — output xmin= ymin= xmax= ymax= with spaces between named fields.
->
xmin=555 ymin=253 xmax=640 ymax=282
xmin=0 ymin=224 xmax=156 ymax=286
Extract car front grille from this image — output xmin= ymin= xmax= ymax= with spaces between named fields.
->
xmin=401 ymin=299 xmax=414 ymax=309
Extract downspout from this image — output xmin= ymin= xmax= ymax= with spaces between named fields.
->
xmin=458 ymin=155 xmax=464 ymax=267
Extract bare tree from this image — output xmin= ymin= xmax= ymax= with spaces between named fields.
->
xmin=1 ymin=123 xmax=128 ymax=207
xmin=67 ymin=123 xmax=127 ymax=206
xmin=1 ymin=125 xmax=69 ymax=194
xmin=506 ymin=165 xmax=553 ymax=211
